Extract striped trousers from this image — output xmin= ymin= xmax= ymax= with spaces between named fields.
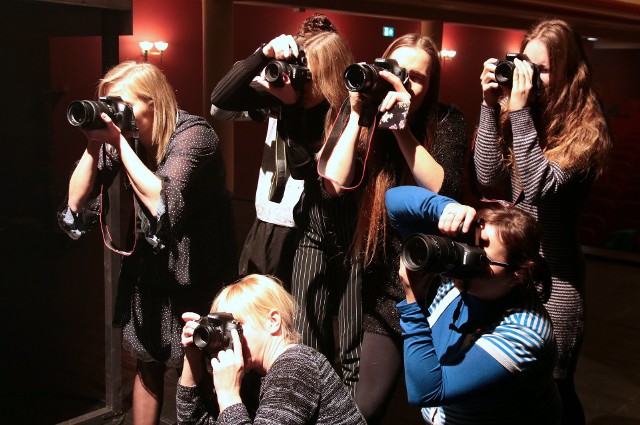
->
xmin=292 ymin=186 xmax=362 ymax=395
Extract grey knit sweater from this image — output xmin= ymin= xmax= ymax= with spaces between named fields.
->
xmin=473 ymin=104 xmax=593 ymax=378
xmin=176 ymin=344 xmax=366 ymax=425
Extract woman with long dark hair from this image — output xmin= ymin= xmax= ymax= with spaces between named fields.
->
xmin=474 ymin=18 xmax=612 ymax=424
xmin=322 ymin=33 xmax=466 ymax=422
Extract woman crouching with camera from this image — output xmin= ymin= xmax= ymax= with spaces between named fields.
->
xmin=385 ymin=185 xmax=561 ymax=425
xmin=177 ymin=274 xmax=366 ymax=425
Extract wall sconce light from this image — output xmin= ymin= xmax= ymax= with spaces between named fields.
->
xmin=154 ymin=41 xmax=169 ymax=64
xmin=139 ymin=41 xmax=154 ymax=61
xmin=440 ymin=49 xmax=457 ymax=60
xmin=139 ymin=40 xmax=169 ymax=63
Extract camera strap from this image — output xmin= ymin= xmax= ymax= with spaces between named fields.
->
xmin=99 ymin=184 xmax=136 ymax=256
xmin=317 ymin=98 xmax=377 ymax=191
xmin=268 ymin=129 xmax=288 ymax=203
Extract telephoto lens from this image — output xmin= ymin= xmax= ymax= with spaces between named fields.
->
xmin=401 ymin=234 xmax=460 ymax=273
xmin=401 ymin=233 xmax=491 ymax=279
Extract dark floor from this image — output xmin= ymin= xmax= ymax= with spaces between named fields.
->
xmin=1 ymin=197 xmax=639 ymax=425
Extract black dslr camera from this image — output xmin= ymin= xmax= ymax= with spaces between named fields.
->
xmin=193 ymin=312 xmax=243 ymax=357
xmin=401 ymin=234 xmax=493 ymax=280
xmin=264 ymin=47 xmax=311 ymax=91
xmin=67 ymin=96 xmax=137 ymax=131
xmin=343 ymin=58 xmax=408 ymax=126
xmin=494 ymin=53 xmax=542 ymax=95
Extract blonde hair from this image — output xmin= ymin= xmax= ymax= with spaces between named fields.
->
xmin=98 ymin=61 xmax=178 ymax=164
xmin=498 ymin=18 xmax=611 ymax=177
xmin=211 ymin=275 xmax=300 ymax=344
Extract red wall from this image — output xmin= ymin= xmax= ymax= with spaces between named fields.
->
xmin=49 ymin=2 xmax=639 ymax=203
xmin=440 ymin=24 xmax=525 ymax=136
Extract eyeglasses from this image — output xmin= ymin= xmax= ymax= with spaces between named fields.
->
xmin=483 ymin=255 xmax=510 ymax=268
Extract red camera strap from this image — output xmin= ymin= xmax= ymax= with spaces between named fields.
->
xmin=317 ymin=99 xmax=377 ymax=191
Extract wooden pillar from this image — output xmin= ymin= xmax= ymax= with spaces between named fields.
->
xmin=101 ymin=8 xmax=123 ymax=418
xmin=421 ymin=20 xmax=443 ymax=50
xmin=203 ymin=0 xmax=234 ymax=192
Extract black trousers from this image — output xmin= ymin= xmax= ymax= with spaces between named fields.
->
xmin=239 ymin=218 xmax=298 ymax=292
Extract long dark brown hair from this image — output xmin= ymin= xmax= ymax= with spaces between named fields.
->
xmin=355 ymin=33 xmax=442 ymax=265
xmin=498 ymin=18 xmax=611 ymax=177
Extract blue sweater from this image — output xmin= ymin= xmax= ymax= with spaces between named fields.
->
xmin=386 ymin=186 xmax=561 ymax=425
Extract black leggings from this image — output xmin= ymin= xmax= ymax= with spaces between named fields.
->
xmin=557 ymin=377 xmax=585 ymax=425
xmin=355 ymin=332 xmax=404 ymax=424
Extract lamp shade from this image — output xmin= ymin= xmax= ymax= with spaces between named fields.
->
xmin=154 ymin=41 xmax=169 ymax=51
xmin=139 ymin=41 xmax=153 ymax=51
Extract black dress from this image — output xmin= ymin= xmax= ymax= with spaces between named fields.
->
xmin=58 ymin=111 xmax=237 ymax=367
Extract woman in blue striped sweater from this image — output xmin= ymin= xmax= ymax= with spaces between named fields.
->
xmin=386 ymin=185 xmax=561 ymax=425
xmin=473 ymin=18 xmax=612 ymax=424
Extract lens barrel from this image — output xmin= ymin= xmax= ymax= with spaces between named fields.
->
xmin=193 ymin=324 xmax=223 ymax=353
xmin=67 ymin=100 xmax=110 ymax=129
xmin=344 ymin=64 xmax=377 ymax=92
xmin=264 ymin=61 xmax=290 ymax=87
xmin=494 ymin=60 xmax=516 ymax=87
xmin=401 ymin=234 xmax=460 ymax=273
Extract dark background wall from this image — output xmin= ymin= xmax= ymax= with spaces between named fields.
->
xmin=1 ymin=0 xmax=638 ymax=423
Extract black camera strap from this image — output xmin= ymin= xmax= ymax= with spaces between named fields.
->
xmin=99 ymin=184 xmax=137 ymax=256
xmin=97 ymin=142 xmax=137 ymax=257
xmin=268 ymin=129 xmax=288 ymax=203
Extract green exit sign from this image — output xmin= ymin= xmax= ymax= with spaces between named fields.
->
xmin=383 ymin=26 xmax=395 ymax=37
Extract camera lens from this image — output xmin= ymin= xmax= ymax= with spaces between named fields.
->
xmin=264 ymin=61 xmax=289 ymax=87
xmin=193 ymin=324 xmax=223 ymax=352
xmin=343 ymin=64 xmax=368 ymax=92
xmin=494 ymin=60 xmax=516 ymax=86
xmin=67 ymin=100 xmax=110 ymax=129
xmin=401 ymin=234 xmax=460 ymax=273
xmin=67 ymin=102 xmax=90 ymax=126
xmin=402 ymin=235 xmax=430 ymax=271
xmin=344 ymin=64 xmax=379 ymax=93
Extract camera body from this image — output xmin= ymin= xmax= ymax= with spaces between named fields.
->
xmin=193 ymin=312 xmax=243 ymax=357
xmin=494 ymin=53 xmax=542 ymax=95
xmin=343 ymin=58 xmax=408 ymax=127
xmin=401 ymin=234 xmax=491 ymax=280
xmin=67 ymin=96 xmax=137 ymax=131
xmin=264 ymin=47 xmax=311 ymax=91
